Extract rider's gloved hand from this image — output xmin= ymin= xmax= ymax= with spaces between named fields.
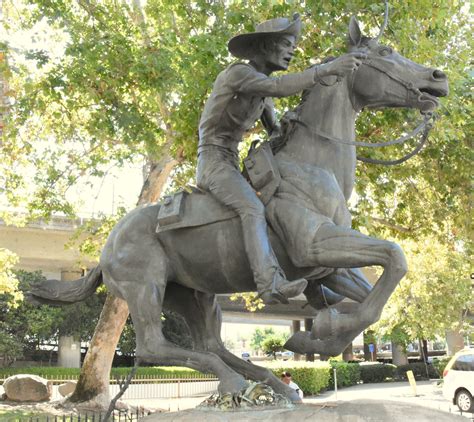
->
xmin=315 ymin=52 xmax=367 ymax=80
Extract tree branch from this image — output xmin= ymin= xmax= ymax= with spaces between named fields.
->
xmin=370 ymin=216 xmax=413 ymax=233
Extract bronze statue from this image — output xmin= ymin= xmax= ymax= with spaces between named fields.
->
xmin=29 ymin=16 xmax=448 ymax=403
xmin=197 ymin=14 xmax=365 ymax=304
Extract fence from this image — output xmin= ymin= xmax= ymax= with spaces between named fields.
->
xmin=0 ymin=373 xmax=219 ymax=401
xmin=5 ymin=408 xmax=151 ymax=421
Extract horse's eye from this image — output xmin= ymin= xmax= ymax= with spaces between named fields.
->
xmin=379 ymin=47 xmax=392 ymax=56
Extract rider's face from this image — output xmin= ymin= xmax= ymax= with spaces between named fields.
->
xmin=264 ymin=34 xmax=296 ymax=72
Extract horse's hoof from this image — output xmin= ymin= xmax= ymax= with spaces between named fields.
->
xmin=284 ymin=331 xmax=321 ymax=355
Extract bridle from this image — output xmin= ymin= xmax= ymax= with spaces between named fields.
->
xmin=290 ymin=54 xmax=436 ymax=166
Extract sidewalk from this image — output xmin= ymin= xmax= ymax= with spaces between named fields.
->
xmin=305 ymin=380 xmax=470 ymax=419
xmin=124 ymin=380 xmax=472 ymax=419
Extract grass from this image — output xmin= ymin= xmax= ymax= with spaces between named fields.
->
xmin=0 ymin=409 xmax=93 ymax=421
xmin=0 ymin=410 xmax=57 ymax=421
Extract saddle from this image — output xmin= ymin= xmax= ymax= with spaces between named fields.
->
xmin=156 ymin=142 xmax=281 ymax=234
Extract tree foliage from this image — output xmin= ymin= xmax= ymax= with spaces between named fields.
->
xmin=0 ymin=248 xmax=21 ymax=303
xmin=0 ymin=0 xmax=471 ymax=391
xmin=2 ymin=1 xmax=470 ymax=243
xmin=250 ymin=327 xmax=276 ymax=352
xmin=373 ymin=237 xmax=472 ymax=346
xmin=0 ymin=270 xmax=104 ymax=367
xmin=262 ymin=335 xmax=286 ymax=359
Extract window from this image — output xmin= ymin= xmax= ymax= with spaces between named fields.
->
xmin=452 ymin=354 xmax=474 ymax=371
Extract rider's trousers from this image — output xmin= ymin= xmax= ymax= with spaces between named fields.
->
xmin=196 ymin=145 xmax=281 ymax=292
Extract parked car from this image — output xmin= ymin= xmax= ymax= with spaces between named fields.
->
xmin=275 ymin=350 xmax=294 ymax=360
xmin=442 ymin=348 xmax=474 ymax=412
xmin=241 ymin=351 xmax=251 ymax=361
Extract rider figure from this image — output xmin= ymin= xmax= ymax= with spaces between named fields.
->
xmin=197 ymin=14 xmax=364 ymax=304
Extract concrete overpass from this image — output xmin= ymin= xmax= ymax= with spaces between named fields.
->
xmin=0 ymin=214 xmax=357 ymax=320
xmin=1 ymin=215 xmax=467 ymax=363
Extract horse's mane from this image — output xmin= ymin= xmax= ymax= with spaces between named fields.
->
xmin=274 ymin=48 xmax=370 ymax=153
xmin=297 ymin=56 xmax=338 ymax=110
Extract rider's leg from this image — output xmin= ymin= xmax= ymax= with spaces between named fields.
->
xmin=197 ymin=148 xmax=306 ymax=304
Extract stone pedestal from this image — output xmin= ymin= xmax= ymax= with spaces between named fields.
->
xmin=304 ymin=319 xmax=314 ymax=362
xmin=58 ymin=336 xmax=81 ymax=368
xmin=57 ymin=269 xmax=83 ymax=368
xmin=142 ymin=401 xmax=466 ymax=421
xmin=291 ymin=320 xmax=302 ymax=361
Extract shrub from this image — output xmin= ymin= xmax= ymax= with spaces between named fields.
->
xmin=328 ymin=361 xmax=361 ymax=388
xmin=394 ymin=362 xmax=439 ymax=380
xmin=432 ymin=357 xmax=451 ymax=378
xmin=0 ymin=366 xmax=202 ymax=381
xmin=359 ymin=363 xmax=395 ymax=383
xmin=269 ymin=363 xmax=331 ymax=395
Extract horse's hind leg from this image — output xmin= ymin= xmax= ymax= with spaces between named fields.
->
xmin=110 ymin=273 xmax=247 ymax=394
xmin=124 ymin=282 xmax=248 ymax=393
xmin=164 ymin=284 xmax=302 ymax=403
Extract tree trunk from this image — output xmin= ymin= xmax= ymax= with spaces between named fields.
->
xmin=363 ymin=330 xmax=377 ymax=362
xmin=446 ymin=326 xmax=465 ymax=356
xmin=342 ymin=342 xmax=353 ymax=362
xmin=391 ymin=340 xmax=408 ymax=366
xmin=419 ymin=338 xmax=429 ymax=363
xmin=68 ymin=154 xmax=178 ymax=408
xmin=69 ymin=295 xmax=129 ymax=407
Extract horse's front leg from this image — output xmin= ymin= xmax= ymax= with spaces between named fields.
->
xmin=286 ymin=223 xmax=407 ymax=356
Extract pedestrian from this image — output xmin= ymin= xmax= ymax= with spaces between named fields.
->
xmin=281 ymin=371 xmax=303 ymax=399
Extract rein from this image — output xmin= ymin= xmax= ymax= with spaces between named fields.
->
xmin=291 ymin=56 xmax=437 ymax=166
xmin=292 ymin=112 xmax=435 ymax=166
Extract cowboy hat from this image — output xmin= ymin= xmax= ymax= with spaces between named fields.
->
xmin=228 ymin=13 xmax=302 ymax=60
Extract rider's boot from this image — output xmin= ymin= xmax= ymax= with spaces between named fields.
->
xmin=259 ymin=270 xmax=308 ymax=305
xmin=241 ymin=214 xmax=307 ymax=305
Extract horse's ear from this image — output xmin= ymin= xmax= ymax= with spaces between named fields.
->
xmin=348 ymin=16 xmax=362 ymax=47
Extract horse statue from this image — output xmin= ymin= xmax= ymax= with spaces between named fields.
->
xmin=29 ymin=17 xmax=448 ymax=402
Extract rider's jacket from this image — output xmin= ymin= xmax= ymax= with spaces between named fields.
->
xmin=198 ymin=63 xmax=317 ymax=155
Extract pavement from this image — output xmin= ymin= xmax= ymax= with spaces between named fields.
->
xmin=125 ymin=380 xmax=474 ymax=420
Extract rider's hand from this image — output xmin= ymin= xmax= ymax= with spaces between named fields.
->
xmin=317 ymin=53 xmax=367 ymax=79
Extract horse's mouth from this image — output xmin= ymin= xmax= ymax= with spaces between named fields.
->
xmin=415 ymin=88 xmax=444 ymax=112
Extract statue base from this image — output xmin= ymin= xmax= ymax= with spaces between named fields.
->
xmin=143 ymin=400 xmax=464 ymax=421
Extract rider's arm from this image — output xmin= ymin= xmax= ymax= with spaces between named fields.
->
xmin=261 ymin=98 xmax=280 ymax=136
xmin=228 ymin=64 xmax=317 ymax=98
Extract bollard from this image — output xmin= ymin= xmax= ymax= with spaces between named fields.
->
xmin=333 ymin=367 xmax=338 ymax=401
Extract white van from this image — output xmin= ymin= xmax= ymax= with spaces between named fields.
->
xmin=442 ymin=348 xmax=474 ymax=412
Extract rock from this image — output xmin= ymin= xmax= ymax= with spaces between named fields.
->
xmin=3 ymin=374 xmax=52 ymax=402
xmin=114 ymin=400 xmax=130 ymax=411
xmin=58 ymin=381 xmax=77 ymax=397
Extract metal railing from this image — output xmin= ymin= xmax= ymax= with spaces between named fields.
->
xmin=0 ymin=373 xmax=220 ymax=400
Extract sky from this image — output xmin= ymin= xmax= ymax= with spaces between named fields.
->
xmin=67 ymin=162 xmax=144 ymax=217
xmin=1 ymin=10 xmax=146 ymax=217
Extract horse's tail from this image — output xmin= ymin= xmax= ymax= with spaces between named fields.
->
xmin=27 ymin=265 xmax=103 ymax=306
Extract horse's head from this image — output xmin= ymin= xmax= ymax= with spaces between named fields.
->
xmin=347 ymin=17 xmax=448 ymax=113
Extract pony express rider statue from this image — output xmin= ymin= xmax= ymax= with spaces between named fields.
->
xmin=197 ymin=14 xmax=365 ymax=304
